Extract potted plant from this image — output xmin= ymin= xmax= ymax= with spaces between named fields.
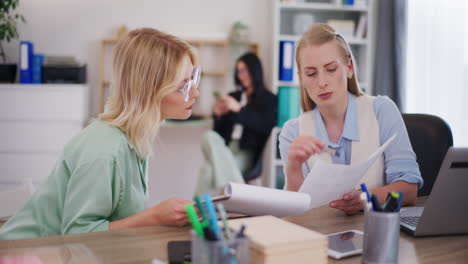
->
xmin=0 ymin=0 xmax=25 ymax=83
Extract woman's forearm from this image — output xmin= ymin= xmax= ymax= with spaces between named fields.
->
xmin=370 ymin=181 xmax=418 ymax=206
xmin=285 ymin=163 xmax=304 ymax=192
xmin=109 ymin=208 xmax=158 ymax=230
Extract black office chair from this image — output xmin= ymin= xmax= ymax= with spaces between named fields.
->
xmin=402 ymin=113 xmax=453 ymax=196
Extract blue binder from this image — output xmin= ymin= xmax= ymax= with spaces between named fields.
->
xmin=32 ymin=54 xmax=44 ymax=83
xmin=19 ymin=41 xmax=34 ymax=83
xmin=278 ymin=41 xmax=294 ymax=81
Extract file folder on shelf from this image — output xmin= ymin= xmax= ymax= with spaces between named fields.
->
xmin=19 ymin=41 xmax=34 ymax=84
xmin=32 ymin=54 xmax=45 ymax=84
xmin=278 ymin=41 xmax=294 ymax=81
xmin=277 ymin=86 xmax=300 ymax=127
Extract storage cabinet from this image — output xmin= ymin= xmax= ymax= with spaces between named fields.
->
xmin=0 ymin=84 xmax=89 ymax=191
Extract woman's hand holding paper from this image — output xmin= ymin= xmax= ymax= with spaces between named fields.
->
xmin=329 ymin=190 xmax=363 ymax=215
xmin=286 ymin=136 xmax=325 ymax=191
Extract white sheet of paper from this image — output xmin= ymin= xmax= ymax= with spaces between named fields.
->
xmin=222 ymin=182 xmax=311 ymax=217
xmin=298 ymin=134 xmax=396 ymax=209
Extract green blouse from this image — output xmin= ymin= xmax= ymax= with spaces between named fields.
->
xmin=0 ymin=120 xmax=148 ymax=240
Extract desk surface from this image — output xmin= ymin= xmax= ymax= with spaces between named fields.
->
xmin=0 ymin=197 xmax=467 ymax=263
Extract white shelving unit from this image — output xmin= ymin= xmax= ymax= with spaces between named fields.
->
xmin=271 ymin=0 xmax=376 ymax=94
xmin=261 ymin=127 xmax=284 ymax=189
xmin=264 ymin=0 xmax=376 ymax=189
xmin=0 ymin=84 xmax=90 ymax=191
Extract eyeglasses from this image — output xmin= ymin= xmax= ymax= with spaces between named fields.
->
xmin=179 ymin=66 xmax=201 ymax=102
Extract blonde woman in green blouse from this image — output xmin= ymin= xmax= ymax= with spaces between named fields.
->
xmin=0 ymin=28 xmax=201 ymax=240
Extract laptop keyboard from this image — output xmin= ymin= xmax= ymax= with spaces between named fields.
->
xmin=401 ymin=216 xmax=420 ymax=228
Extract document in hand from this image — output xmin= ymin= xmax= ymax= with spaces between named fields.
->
xmin=298 ymin=134 xmax=396 ymax=209
xmin=221 ymin=182 xmax=311 ymax=217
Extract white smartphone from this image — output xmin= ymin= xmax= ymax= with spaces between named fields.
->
xmin=327 ymin=230 xmax=364 ymax=259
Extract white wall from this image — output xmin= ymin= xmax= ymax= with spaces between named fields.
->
xmin=3 ymin=0 xmax=274 ymax=117
xmin=2 ymin=0 xmax=274 ymax=205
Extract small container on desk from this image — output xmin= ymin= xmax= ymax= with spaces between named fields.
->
xmin=191 ymin=230 xmax=249 ymax=264
xmin=362 ymin=210 xmax=400 ymax=264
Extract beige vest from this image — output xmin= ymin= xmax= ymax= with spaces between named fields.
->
xmin=298 ymin=95 xmax=385 ymax=189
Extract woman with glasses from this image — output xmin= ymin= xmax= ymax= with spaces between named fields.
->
xmin=212 ymin=52 xmax=277 ymax=181
xmin=279 ymin=24 xmax=422 ymax=215
xmin=0 ymin=28 xmax=200 ymax=240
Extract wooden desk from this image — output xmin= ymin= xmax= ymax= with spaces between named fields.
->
xmin=0 ymin=197 xmax=467 ymax=263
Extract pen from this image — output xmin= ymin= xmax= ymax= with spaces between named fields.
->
xmin=204 ymin=195 xmax=233 ymax=263
xmin=323 ymin=146 xmax=336 ymax=156
xmin=194 ymin=195 xmax=209 ymax=228
xmin=185 ymin=204 xmax=204 ymax=238
xmin=359 ymin=192 xmax=371 ymax=213
xmin=383 ymin=192 xmax=404 ymax=212
xmin=370 ymin=194 xmax=383 ymax=212
xmin=203 ymin=193 xmax=221 ymax=240
xmin=236 ymin=222 xmax=247 ymax=238
xmin=360 ymin=183 xmax=371 ymax=202
xmin=217 ymin=203 xmax=232 ymax=240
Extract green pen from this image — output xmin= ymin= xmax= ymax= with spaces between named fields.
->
xmin=185 ymin=204 xmax=204 ymax=238
xmin=194 ymin=196 xmax=210 ymax=228
xmin=217 ymin=203 xmax=232 ymax=240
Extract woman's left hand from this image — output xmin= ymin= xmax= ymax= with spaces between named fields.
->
xmin=221 ymin=95 xmax=242 ymax=113
xmin=329 ymin=190 xmax=363 ymax=215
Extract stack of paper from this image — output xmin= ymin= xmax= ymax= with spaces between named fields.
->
xmin=229 ymin=216 xmax=327 ymax=264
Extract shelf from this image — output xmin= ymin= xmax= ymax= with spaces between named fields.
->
xmin=279 ymin=35 xmax=368 ymax=45
xmin=162 ymin=118 xmax=213 ymax=128
xmin=276 ymin=80 xmax=300 ymax=87
xmin=202 ymin=70 xmax=226 ymax=76
xmin=101 ymin=38 xmax=118 ymax=45
xmin=279 ymin=2 xmax=368 ymax=12
xmin=275 ymin=159 xmax=283 ymax=166
xmin=186 ymin=39 xmax=228 ymax=46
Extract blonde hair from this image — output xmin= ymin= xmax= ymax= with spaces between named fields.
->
xmin=99 ymin=28 xmax=197 ymax=158
xmin=296 ymin=23 xmax=363 ymax=112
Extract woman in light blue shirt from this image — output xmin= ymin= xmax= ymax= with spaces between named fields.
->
xmin=0 ymin=28 xmax=201 ymax=240
xmin=279 ymin=24 xmax=422 ymax=215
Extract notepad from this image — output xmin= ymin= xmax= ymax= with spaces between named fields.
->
xmin=229 ymin=216 xmax=327 ymax=264
xmin=220 ymin=182 xmax=311 ymax=217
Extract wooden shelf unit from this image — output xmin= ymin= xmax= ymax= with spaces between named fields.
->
xmin=98 ymin=37 xmax=258 ymax=116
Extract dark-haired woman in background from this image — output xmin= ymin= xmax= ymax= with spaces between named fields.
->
xmin=213 ymin=52 xmax=277 ymax=181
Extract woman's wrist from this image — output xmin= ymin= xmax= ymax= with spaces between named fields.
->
xmin=109 ymin=208 xmax=158 ymax=230
xmin=285 ymin=162 xmax=304 ymax=191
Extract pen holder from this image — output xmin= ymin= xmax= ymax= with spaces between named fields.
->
xmin=363 ymin=211 xmax=400 ymax=264
xmin=191 ymin=230 xmax=249 ymax=264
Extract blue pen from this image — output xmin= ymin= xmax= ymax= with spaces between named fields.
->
xmin=360 ymin=183 xmax=371 ymax=202
xmin=203 ymin=193 xmax=221 ymax=240
xmin=370 ymin=194 xmax=383 ymax=212
xmin=204 ymin=195 xmax=234 ymax=263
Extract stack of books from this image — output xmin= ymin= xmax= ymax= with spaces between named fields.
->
xmin=229 ymin=215 xmax=327 ymax=263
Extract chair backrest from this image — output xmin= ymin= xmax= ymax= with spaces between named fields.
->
xmin=402 ymin=113 xmax=453 ymax=196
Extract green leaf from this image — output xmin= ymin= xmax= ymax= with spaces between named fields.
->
xmin=0 ymin=0 xmax=25 ymax=42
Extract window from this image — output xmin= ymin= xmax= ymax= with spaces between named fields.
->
xmin=406 ymin=0 xmax=468 ymax=146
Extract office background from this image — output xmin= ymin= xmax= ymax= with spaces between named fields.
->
xmin=1 ymin=0 xmax=467 ymax=205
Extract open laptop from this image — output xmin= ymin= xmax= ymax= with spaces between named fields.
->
xmin=400 ymin=147 xmax=468 ymax=236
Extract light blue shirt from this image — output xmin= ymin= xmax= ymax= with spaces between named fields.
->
xmin=279 ymin=93 xmax=423 ymax=188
